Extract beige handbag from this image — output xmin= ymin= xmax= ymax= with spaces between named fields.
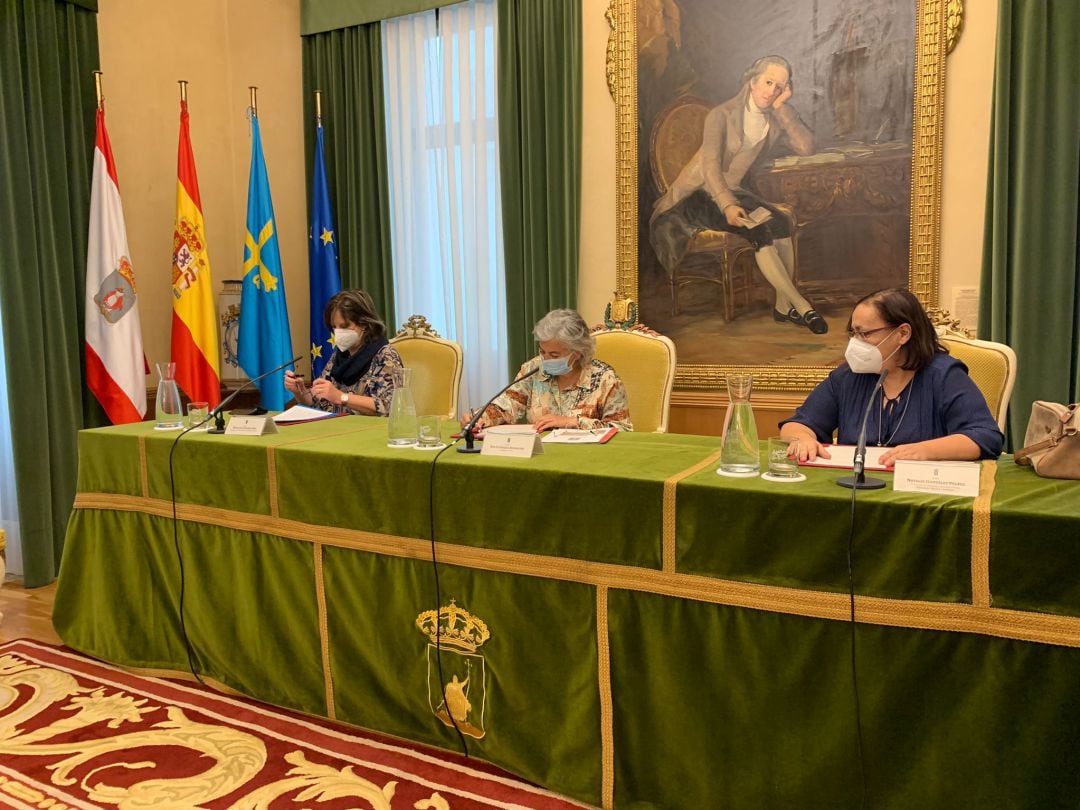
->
xmin=1014 ymin=401 xmax=1080 ymax=479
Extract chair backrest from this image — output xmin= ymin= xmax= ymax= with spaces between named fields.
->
xmin=939 ymin=335 xmax=1017 ymax=431
xmin=592 ymin=327 xmax=677 ymax=433
xmin=650 ymin=95 xmax=711 ymax=194
xmin=389 ymin=316 xmax=464 ymax=420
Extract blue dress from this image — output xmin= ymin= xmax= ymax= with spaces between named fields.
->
xmin=780 ymin=353 xmax=1004 ymax=458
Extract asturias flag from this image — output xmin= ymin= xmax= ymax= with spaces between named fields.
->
xmin=171 ymin=99 xmax=221 ymax=407
xmin=85 ymin=107 xmax=147 ymax=424
xmin=308 ymin=122 xmax=341 ymax=379
xmin=238 ymin=114 xmax=293 ymax=410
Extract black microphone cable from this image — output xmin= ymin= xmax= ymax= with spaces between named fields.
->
xmin=166 ymin=412 xmax=215 ymax=687
xmin=845 ymin=478 xmax=868 ymax=810
xmin=842 ymin=370 xmax=886 ymax=810
xmin=425 ymin=428 xmax=471 ymax=757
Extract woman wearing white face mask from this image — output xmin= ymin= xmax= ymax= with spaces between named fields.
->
xmin=779 ymin=288 xmax=1003 ymax=466
xmin=460 ymin=309 xmax=633 ymax=432
xmin=284 ymin=289 xmax=403 ymax=415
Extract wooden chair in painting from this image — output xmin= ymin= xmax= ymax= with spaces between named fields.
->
xmin=650 ymin=96 xmax=799 ymax=318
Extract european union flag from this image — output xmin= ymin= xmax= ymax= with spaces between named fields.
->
xmin=308 ymin=123 xmax=341 ymax=379
xmin=238 ymin=114 xmax=293 ymax=411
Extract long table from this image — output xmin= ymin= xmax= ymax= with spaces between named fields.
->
xmin=54 ymin=418 xmax=1080 ymax=808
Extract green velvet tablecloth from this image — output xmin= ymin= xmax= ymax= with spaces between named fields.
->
xmin=53 ymin=418 xmax=1080 ymax=809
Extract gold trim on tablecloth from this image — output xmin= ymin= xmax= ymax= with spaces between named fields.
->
xmin=662 ymin=450 xmax=723 ymax=572
xmin=267 ymin=448 xmax=279 ymax=519
xmin=138 ymin=435 xmax=148 ymax=498
xmin=72 ymin=492 xmax=1080 ymax=650
xmin=971 ymin=460 xmax=997 ymax=608
xmin=596 ymin=585 xmax=614 ymax=810
xmin=313 ymin=542 xmax=336 ymax=720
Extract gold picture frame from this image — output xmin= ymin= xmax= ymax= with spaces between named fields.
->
xmin=609 ymin=0 xmax=960 ymax=392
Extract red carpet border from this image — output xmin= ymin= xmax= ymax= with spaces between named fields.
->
xmin=0 ymin=639 xmax=594 ymax=809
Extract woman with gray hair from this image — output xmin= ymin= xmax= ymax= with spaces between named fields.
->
xmin=650 ymin=54 xmax=827 ymax=334
xmin=461 ymin=309 xmax=632 ymax=431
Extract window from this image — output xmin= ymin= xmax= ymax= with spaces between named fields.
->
xmin=382 ymin=0 xmax=507 ymax=410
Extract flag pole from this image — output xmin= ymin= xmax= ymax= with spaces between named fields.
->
xmin=314 ymin=90 xmax=322 ymax=128
xmin=249 ymin=86 xmax=258 ymax=118
xmin=93 ymin=70 xmax=104 ymax=111
xmin=178 ymin=79 xmax=188 ymax=103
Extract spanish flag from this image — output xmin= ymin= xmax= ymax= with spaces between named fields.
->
xmin=170 ymin=99 xmax=221 ymax=407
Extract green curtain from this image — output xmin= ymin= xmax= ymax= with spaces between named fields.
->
xmin=0 ymin=0 xmax=105 ymax=587
xmin=301 ymin=24 xmax=396 ymax=327
xmin=300 ymin=0 xmax=465 ymax=34
xmin=980 ymin=0 xmax=1080 ymax=449
xmin=497 ymin=0 xmax=582 ymax=371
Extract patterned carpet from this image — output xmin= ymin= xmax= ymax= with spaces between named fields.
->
xmin=0 ymin=639 xmax=593 ymax=809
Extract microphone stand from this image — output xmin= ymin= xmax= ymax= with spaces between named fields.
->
xmin=458 ymin=366 xmax=540 ymax=453
xmin=837 ymin=369 xmax=888 ymax=490
xmin=207 ymin=355 xmax=302 ymax=434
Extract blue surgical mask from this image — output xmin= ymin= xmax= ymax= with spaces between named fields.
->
xmin=542 ymin=355 xmax=574 ymax=377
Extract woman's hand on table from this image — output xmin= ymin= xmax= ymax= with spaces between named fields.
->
xmin=534 ymin=414 xmax=578 ymax=432
xmin=787 ymin=438 xmax=831 ymax=463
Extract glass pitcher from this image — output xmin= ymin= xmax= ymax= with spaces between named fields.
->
xmin=387 ymin=367 xmax=418 ymax=446
xmin=719 ymin=372 xmax=760 ymax=475
xmin=155 ymin=362 xmax=184 ymax=430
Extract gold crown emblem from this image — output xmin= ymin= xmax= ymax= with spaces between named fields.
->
xmin=415 ymin=600 xmax=490 ymax=653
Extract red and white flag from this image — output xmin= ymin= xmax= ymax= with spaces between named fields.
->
xmin=85 ymin=107 xmax=146 ymax=423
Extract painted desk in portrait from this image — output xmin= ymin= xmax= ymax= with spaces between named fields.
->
xmin=54 ymin=418 xmax=1080 ymax=809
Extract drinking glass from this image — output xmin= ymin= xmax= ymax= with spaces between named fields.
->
xmin=416 ymin=415 xmax=442 ymax=448
xmin=767 ymin=436 xmax=800 ymax=478
xmin=187 ymin=401 xmax=210 ymax=430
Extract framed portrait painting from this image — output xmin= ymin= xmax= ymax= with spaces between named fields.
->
xmin=610 ymin=0 xmax=958 ymax=392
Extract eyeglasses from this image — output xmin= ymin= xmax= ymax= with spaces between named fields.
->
xmin=846 ymin=325 xmax=895 ymax=341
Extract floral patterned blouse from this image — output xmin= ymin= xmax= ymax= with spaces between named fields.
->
xmin=481 ymin=357 xmax=633 ymax=431
xmin=310 ymin=344 xmax=403 ymax=416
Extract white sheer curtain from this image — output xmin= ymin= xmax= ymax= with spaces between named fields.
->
xmin=0 ymin=306 xmax=22 ymax=576
xmin=382 ymin=0 xmax=507 ymax=412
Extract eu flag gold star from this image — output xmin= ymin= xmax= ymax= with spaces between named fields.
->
xmin=310 ymin=342 xmax=323 ymax=360
xmin=320 ymin=228 xmax=334 ymax=245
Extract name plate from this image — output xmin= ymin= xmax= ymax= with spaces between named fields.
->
xmin=224 ymin=414 xmax=279 ymax=436
xmin=892 ymin=460 xmax=981 ymax=497
xmin=480 ymin=431 xmax=543 ymax=459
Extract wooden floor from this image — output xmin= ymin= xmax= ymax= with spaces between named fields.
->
xmin=0 ymin=578 xmax=62 ymax=646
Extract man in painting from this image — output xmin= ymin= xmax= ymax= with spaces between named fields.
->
xmin=650 ymin=54 xmax=828 ymax=334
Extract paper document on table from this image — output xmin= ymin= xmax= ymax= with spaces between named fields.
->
xmin=737 ymin=206 xmax=773 ymax=229
xmin=272 ymin=405 xmax=338 ymax=424
xmin=542 ymin=427 xmax=618 ymax=444
xmin=799 ymin=444 xmax=890 ymax=472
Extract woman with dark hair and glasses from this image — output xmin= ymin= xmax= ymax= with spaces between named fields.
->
xmin=284 ymin=289 xmax=403 ymax=415
xmin=779 ymin=288 xmax=1003 ymax=465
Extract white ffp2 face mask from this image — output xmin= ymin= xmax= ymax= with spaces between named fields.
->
xmin=334 ymin=328 xmax=361 ymax=352
xmin=844 ymin=328 xmax=901 ymax=374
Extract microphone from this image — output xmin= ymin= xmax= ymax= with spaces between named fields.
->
xmin=206 ymin=355 xmax=302 ymax=434
xmin=837 ymin=369 xmax=888 ymax=490
xmin=458 ymin=365 xmax=540 ymax=453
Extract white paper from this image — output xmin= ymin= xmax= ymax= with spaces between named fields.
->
xmin=737 ymin=206 xmax=773 ymax=228
xmin=799 ymin=444 xmax=891 ymax=471
xmin=542 ymin=428 xmax=616 ymax=444
xmin=273 ymin=405 xmax=336 ymax=424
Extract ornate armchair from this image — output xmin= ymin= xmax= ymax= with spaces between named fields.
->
xmin=389 ymin=316 xmax=464 ymax=419
xmin=938 ymin=332 xmax=1017 ymax=432
xmin=592 ymin=325 xmax=676 ymax=433
xmin=650 ymin=96 xmax=798 ymax=318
